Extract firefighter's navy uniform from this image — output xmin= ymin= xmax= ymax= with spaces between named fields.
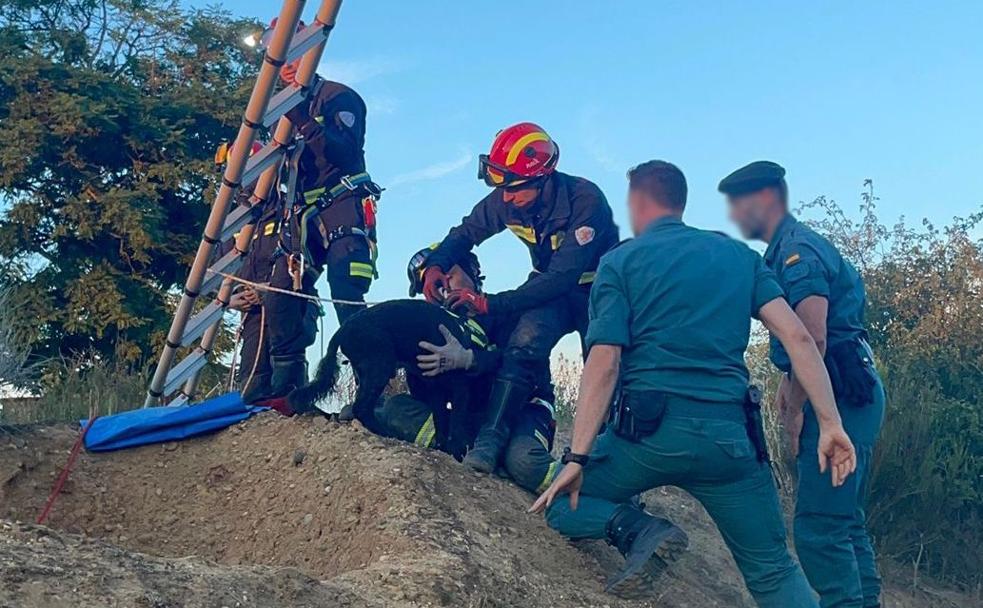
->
xmin=374 ymin=310 xmax=561 ymax=494
xmin=427 ymin=171 xmax=618 ymax=472
xmin=265 ymin=78 xmax=380 ymax=396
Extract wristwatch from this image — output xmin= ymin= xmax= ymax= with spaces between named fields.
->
xmin=561 ymin=447 xmax=589 ymax=466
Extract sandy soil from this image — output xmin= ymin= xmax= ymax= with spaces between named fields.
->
xmin=0 ymin=414 xmax=975 ymax=607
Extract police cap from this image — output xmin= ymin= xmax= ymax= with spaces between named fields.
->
xmin=718 ymin=161 xmax=787 ymax=196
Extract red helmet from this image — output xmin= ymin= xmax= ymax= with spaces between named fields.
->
xmin=478 ymin=122 xmax=559 ymax=188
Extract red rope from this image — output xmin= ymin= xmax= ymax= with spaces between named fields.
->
xmin=36 ymin=416 xmax=98 ymax=525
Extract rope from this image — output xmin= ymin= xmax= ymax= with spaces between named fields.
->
xmin=240 ymin=306 xmax=265 ymax=397
xmin=37 ymin=416 xmax=98 ymax=525
xmin=207 ymin=269 xmax=377 ymax=307
xmin=226 ymin=314 xmax=244 ymax=392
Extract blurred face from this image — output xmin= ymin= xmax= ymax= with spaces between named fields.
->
xmin=727 ymin=188 xmax=780 ymax=240
xmin=279 ymin=58 xmax=302 ymax=85
xmin=501 ymin=185 xmax=540 ymax=208
xmin=446 ymin=264 xmax=477 ymax=292
xmin=627 ymin=188 xmax=651 ymax=236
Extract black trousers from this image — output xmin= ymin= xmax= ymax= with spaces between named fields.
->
xmin=236 ymin=306 xmax=272 ymax=400
xmin=266 ymin=194 xmax=373 ymax=359
xmin=497 ymin=286 xmax=590 ymax=387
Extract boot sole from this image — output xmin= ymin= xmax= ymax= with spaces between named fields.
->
xmin=605 ymin=527 xmax=688 ymax=600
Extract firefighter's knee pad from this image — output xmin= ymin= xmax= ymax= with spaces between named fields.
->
xmin=376 ymin=394 xmax=434 ymax=445
xmin=503 ymin=434 xmax=556 ymax=494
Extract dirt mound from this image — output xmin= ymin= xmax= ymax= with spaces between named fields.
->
xmin=0 ymin=415 xmax=973 ymax=607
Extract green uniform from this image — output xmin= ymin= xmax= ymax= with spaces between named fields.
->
xmin=545 ymin=217 xmax=818 ymax=608
xmin=765 ymin=214 xmax=885 ymax=608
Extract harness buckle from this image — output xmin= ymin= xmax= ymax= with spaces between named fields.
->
xmin=339 ymin=174 xmax=357 ymax=191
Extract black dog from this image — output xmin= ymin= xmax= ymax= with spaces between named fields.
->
xmin=287 ymin=299 xmax=477 ymax=455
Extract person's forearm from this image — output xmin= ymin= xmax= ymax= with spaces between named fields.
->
xmin=784 ymin=374 xmax=808 ymax=411
xmin=570 ymin=347 xmax=620 ymax=455
xmin=784 ymin=332 xmax=841 ymax=428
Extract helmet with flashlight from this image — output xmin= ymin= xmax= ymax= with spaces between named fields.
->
xmin=477 ymin=122 xmax=559 ymax=189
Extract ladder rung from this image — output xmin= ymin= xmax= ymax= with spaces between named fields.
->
xmin=284 ymin=22 xmax=330 ymax=67
xmin=263 ymin=85 xmax=308 ymax=128
xmin=180 ymin=300 xmax=226 ymax=347
xmin=221 ymin=205 xmax=253 ymax=242
xmin=200 ymin=251 xmax=244 ymax=296
xmin=168 ymin=392 xmax=189 ymax=407
xmin=163 ymin=350 xmax=208 ymax=396
xmin=240 ymin=144 xmax=286 ymax=189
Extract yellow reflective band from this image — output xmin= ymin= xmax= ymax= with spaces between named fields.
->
xmin=314 ymin=115 xmax=325 ymax=124
xmin=537 ymin=460 xmax=560 ymax=493
xmin=578 ymin=272 xmax=596 ymax=284
xmin=550 ymin=233 xmax=564 ymax=250
xmin=414 ymin=414 xmax=436 ymax=448
xmin=304 ymin=187 xmax=325 ymax=206
xmin=507 ymin=224 xmax=537 ymax=243
xmin=534 ymin=430 xmax=549 ymax=451
xmin=785 ymin=253 xmax=801 ymax=266
xmin=263 ymin=221 xmax=275 ymax=236
xmin=506 ymin=131 xmax=550 ymax=166
xmin=530 ymin=397 xmax=556 ymax=419
xmin=465 ymin=319 xmax=489 ymax=348
xmin=350 ymin=262 xmax=374 ymax=279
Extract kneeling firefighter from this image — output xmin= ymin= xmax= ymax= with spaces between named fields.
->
xmin=421 ymin=123 xmax=619 ymax=475
xmin=257 ymin=18 xmax=383 ymax=399
xmin=373 ymin=245 xmax=561 ymax=494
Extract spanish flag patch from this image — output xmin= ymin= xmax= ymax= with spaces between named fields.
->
xmin=785 ymin=253 xmax=801 ymax=266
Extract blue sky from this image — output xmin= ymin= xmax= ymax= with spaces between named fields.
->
xmin=221 ymin=0 xmax=983 ymax=359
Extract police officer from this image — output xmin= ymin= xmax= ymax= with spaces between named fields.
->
xmin=261 ymin=19 xmax=381 ymax=398
xmin=532 ymin=161 xmax=858 ymax=605
xmin=422 ymin=122 xmax=618 ymax=474
xmin=719 ymin=161 xmax=886 ymax=608
xmin=374 ymin=246 xmax=560 ymax=493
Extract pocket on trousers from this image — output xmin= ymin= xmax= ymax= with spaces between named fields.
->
xmin=714 ymin=438 xmax=755 ymax=460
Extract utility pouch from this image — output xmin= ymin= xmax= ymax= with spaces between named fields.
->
xmin=613 ymin=390 xmax=668 ymax=443
xmin=742 ymin=385 xmax=770 ymax=463
xmin=825 ymin=340 xmax=877 ymax=408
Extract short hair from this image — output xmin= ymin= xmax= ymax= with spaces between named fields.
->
xmin=627 ymin=160 xmax=687 ymax=211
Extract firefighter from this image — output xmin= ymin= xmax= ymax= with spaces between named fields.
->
xmin=220 ymin=140 xmax=281 ymax=403
xmin=258 ymin=19 xmax=382 ymax=399
xmin=421 ymin=123 xmax=618 ymax=474
xmin=374 ymin=246 xmax=560 ymax=493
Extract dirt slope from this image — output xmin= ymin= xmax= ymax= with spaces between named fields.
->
xmin=0 ymin=414 xmax=973 ymax=608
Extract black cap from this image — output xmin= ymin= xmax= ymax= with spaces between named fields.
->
xmin=718 ymin=161 xmax=786 ymax=196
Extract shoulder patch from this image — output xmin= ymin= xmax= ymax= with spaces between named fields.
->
xmin=575 ymin=226 xmax=596 ymax=246
xmin=337 ymin=111 xmax=356 ymax=128
xmin=785 ymin=253 xmax=801 ymax=266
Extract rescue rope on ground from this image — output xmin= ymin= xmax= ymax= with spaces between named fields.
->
xmin=206 ymin=269 xmax=378 ymax=307
xmin=37 ymin=415 xmax=98 ymax=525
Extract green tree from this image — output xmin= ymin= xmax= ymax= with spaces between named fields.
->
xmin=0 ymin=0 xmax=259 ymax=374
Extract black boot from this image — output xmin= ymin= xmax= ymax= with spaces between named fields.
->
xmin=604 ymin=504 xmax=689 ymax=599
xmin=240 ymin=372 xmax=273 ymax=404
xmin=270 ymin=355 xmax=308 ymax=399
xmin=463 ymin=379 xmax=530 ymax=474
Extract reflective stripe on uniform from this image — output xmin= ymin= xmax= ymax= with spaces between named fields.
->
xmin=578 ymin=271 xmax=596 ymax=284
xmin=506 ymin=224 xmax=537 ymax=244
xmin=550 ymin=233 xmax=564 ymax=250
xmin=536 ymin=460 xmax=560 ymax=493
xmin=350 ymin=261 xmax=374 ymax=279
xmin=533 ymin=429 xmax=550 ymax=451
xmin=414 ymin=414 xmax=436 ymax=448
xmin=529 ymin=397 xmax=556 ymax=419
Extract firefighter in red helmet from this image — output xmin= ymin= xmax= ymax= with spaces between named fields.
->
xmin=423 ymin=122 xmax=619 ymax=474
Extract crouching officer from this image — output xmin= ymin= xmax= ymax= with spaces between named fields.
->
xmin=532 ymin=161 xmax=858 ymax=605
xmin=720 ymin=161 xmax=886 ymax=608
xmin=375 ymin=246 xmax=560 ymax=493
xmin=261 ymin=19 xmax=381 ymax=398
xmin=421 ymin=122 xmax=618 ymax=475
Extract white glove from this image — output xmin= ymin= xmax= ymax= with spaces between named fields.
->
xmin=416 ymin=325 xmax=475 ymax=377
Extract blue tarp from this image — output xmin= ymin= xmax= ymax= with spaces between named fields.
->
xmin=81 ymin=392 xmax=268 ymax=452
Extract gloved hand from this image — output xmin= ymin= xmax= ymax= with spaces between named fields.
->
xmin=417 ymin=325 xmax=475 ymax=377
xmin=422 ymin=266 xmax=449 ymax=303
xmin=444 ymin=288 xmax=489 ymax=316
